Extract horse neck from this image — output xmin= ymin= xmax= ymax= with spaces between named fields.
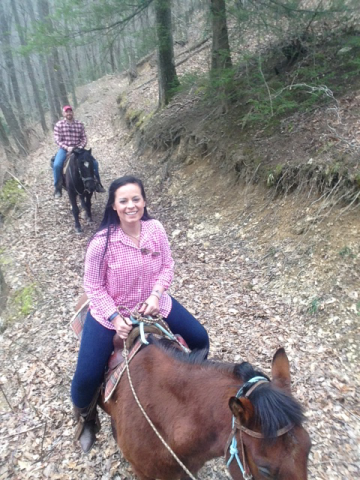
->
xmin=159 ymin=354 xmax=241 ymax=457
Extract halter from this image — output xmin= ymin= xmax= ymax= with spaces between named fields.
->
xmin=69 ymin=154 xmax=95 ymax=195
xmin=225 ymin=376 xmax=294 ymax=480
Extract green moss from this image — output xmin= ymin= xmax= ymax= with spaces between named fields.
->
xmin=135 ymin=111 xmax=155 ymax=130
xmin=116 ymin=93 xmax=128 ymax=109
xmin=13 ymin=284 xmax=36 ymax=316
xmin=125 ymin=109 xmax=142 ymax=125
xmin=354 ymin=172 xmax=360 ymax=188
xmin=0 ymin=179 xmax=26 ymax=217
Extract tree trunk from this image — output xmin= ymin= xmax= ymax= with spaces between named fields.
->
xmin=11 ymin=0 xmax=48 ymax=134
xmin=108 ymin=36 xmax=116 ymax=73
xmin=46 ymin=56 xmax=62 ymax=118
xmin=155 ymin=0 xmax=179 ymax=107
xmin=210 ymin=0 xmax=232 ymax=72
xmin=0 ymin=266 xmax=9 ymax=311
xmin=37 ymin=0 xmax=69 ymax=109
xmin=0 ymin=119 xmax=16 ymax=163
xmin=52 ymin=48 xmax=70 ymax=107
xmin=64 ymin=48 xmax=78 ymax=108
xmin=0 ymin=70 xmax=28 ymax=158
xmin=127 ymin=20 xmax=138 ymax=84
xmin=0 ymin=2 xmax=26 ymax=129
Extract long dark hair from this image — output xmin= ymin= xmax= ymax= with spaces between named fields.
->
xmin=90 ymin=176 xmax=152 ymax=259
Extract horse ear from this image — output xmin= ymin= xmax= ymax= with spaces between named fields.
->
xmin=271 ymin=348 xmax=291 ymax=394
xmin=229 ymin=397 xmax=254 ymax=426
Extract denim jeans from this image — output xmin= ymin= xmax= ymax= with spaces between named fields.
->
xmin=71 ymin=296 xmax=209 ymax=407
xmin=53 ymin=148 xmax=100 ymax=186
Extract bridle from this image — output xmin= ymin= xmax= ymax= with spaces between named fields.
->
xmin=225 ymin=376 xmax=294 ymax=480
xmin=69 ymin=154 xmax=95 ymax=195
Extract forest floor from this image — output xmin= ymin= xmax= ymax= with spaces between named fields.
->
xmin=0 ymin=41 xmax=359 ymax=480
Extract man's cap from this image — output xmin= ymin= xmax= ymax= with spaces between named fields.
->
xmin=63 ymin=105 xmax=73 ymax=112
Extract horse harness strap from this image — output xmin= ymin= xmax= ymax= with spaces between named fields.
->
xmin=225 ymin=376 xmax=294 ymax=479
xmin=121 ymin=312 xmax=197 ymax=480
xmin=236 ymin=421 xmax=295 ymax=439
xmin=67 ymin=152 xmax=94 ymax=195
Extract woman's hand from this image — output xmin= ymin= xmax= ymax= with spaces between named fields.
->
xmin=112 ymin=315 xmax=133 ymax=340
xmin=138 ymin=295 xmax=159 ymax=317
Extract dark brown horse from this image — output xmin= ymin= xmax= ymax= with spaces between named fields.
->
xmin=100 ymin=342 xmax=311 ymax=480
xmin=63 ymin=148 xmax=96 ymax=233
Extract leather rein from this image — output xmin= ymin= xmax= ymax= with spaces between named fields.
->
xmin=225 ymin=377 xmax=294 ymax=480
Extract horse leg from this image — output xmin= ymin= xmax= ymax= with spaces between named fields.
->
xmin=81 ymin=193 xmax=93 ymax=224
xmin=68 ymin=191 xmax=82 ymax=233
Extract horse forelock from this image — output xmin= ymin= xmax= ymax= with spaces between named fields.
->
xmin=248 ymin=383 xmax=305 ymax=439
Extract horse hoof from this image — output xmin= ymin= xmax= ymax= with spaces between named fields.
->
xmin=75 ymin=227 xmax=82 ymax=234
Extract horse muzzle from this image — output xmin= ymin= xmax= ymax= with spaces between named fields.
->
xmin=83 ymin=178 xmax=96 ymax=193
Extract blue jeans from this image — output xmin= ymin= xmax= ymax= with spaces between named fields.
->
xmin=71 ymin=297 xmax=209 ymax=407
xmin=53 ymin=148 xmax=100 ymax=186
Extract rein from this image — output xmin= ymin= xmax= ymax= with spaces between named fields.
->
xmin=225 ymin=377 xmax=294 ymax=480
xmin=121 ymin=309 xmax=197 ymax=480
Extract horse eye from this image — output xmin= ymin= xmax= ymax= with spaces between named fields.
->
xmin=258 ymin=466 xmax=274 ymax=479
xmin=84 ymin=161 xmax=89 ymax=168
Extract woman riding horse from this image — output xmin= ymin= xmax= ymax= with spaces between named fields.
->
xmin=71 ymin=175 xmax=209 ymax=452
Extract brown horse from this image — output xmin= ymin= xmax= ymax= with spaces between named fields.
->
xmin=100 ymin=341 xmax=311 ymax=480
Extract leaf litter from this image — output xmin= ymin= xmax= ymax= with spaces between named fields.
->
xmin=0 ymin=66 xmax=359 ymax=479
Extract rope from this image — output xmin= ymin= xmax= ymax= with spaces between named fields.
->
xmin=122 ymin=314 xmax=198 ymax=480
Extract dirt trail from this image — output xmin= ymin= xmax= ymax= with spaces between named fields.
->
xmin=0 ymin=70 xmax=359 ymax=480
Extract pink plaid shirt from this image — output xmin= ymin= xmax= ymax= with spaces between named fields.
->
xmin=54 ymin=119 xmax=87 ymax=149
xmin=84 ymin=219 xmax=174 ymax=330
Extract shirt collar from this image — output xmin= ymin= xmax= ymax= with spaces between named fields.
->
xmin=109 ymin=221 xmax=147 ymax=245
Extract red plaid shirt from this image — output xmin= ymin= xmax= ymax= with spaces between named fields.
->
xmin=84 ymin=220 xmax=174 ymax=330
xmin=54 ymin=118 xmax=87 ymax=149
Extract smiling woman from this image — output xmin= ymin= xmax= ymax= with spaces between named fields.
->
xmin=70 ymin=175 xmax=210 ymax=454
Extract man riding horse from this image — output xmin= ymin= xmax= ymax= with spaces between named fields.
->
xmin=53 ymin=105 xmax=106 ymax=198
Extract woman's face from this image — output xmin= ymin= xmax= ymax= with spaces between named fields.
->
xmin=112 ymin=183 xmax=145 ymax=226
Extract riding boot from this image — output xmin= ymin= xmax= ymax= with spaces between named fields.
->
xmin=95 ymin=178 xmax=106 ymax=193
xmin=73 ymin=391 xmax=101 ymax=453
xmin=54 ymin=178 xmax=63 ymax=198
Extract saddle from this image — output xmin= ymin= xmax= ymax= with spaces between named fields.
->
xmin=70 ymin=294 xmax=190 ymax=402
xmin=103 ymin=323 xmax=189 ymax=402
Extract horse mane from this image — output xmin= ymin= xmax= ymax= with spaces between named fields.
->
xmin=151 ymin=338 xmax=305 ymax=439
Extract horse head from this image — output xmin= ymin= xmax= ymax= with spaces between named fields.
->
xmin=73 ymin=148 xmax=96 ymax=193
xmin=228 ymin=348 xmax=311 ymax=480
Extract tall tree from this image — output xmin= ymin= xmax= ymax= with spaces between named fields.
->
xmin=0 ymin=67 xmax=28 ymax=157
xmin=0 ymin=2 xmax=26 ymax=128
xmin=37 ymin=0 xmax=69 ymax=109
xmin=0 ymin=118 xmax=16 ymax=162
xmin=11 ymin=0 xmax=48 ymax=134
xmin=155 ymin=0 xmax=179 ymax=107
xmin=210 ymin=0 xmax=232 ymax=73
xmin=26 ymin=0 xmax=59 ymax=126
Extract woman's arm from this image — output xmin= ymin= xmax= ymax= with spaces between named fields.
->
xmin=83 ymin=236 xmax=118 ymax=322
xmin=154 ymin=221 xmax=174 ymax=289
xmin=138 ymin=222 xmax=174 ymax=316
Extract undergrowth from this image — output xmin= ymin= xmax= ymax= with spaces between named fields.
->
xmin=0 ymin=178 xmax=26 ymax=220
